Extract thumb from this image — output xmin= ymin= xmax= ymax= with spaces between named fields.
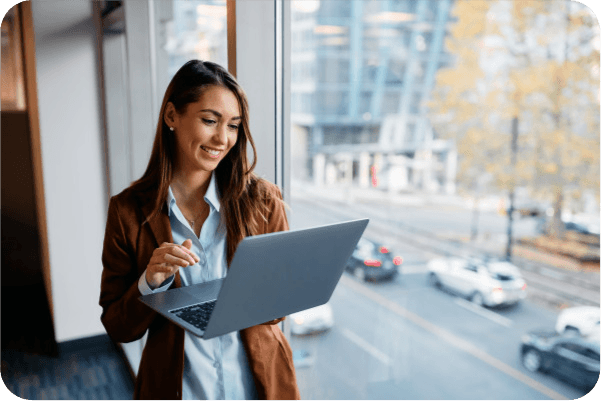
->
xmin=182 ymin=238 xmax=193 ymax=250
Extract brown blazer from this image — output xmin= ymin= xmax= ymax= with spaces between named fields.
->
xmin=100 ymin=183 xmax=300 ymax=400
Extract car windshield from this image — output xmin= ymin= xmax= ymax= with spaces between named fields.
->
xmin=490 ymin=272 xmax=515 ymax=281
xmin=486 ymin=262 xmax=519 ymax=281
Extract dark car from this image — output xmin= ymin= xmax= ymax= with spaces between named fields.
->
xmin=345 ymin=238 xmax=401 ymax=282
xmin=520 ymin=330 xmax=600 ymax=392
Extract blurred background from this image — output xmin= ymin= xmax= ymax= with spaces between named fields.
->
xmin=1 ymin=0 xmax=600 ymax=399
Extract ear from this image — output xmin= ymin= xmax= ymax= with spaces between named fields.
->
xmin=163 ymin=102 xmax=177 ymax=129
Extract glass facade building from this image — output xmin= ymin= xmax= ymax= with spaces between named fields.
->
xmin=291 ymin=0 xmax=457 ymax=194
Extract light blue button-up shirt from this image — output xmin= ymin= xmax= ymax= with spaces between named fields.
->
xmin=138 ymin=173 xmax=257 ymax=400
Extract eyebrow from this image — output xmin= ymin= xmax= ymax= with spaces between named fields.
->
xmin=200 ymin=109 xmax=242 ymax=121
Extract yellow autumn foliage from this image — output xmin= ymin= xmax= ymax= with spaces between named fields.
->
xmin=428 ymin=0 xmax=599 ymax=204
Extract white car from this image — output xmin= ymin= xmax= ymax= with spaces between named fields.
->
xmin=289 ymin=303 xmax=334 ymax=335
xmin=555 ymin=306 xmax=600 ymax=337
xmin=427 ymin=257 xmax=527 ymax=307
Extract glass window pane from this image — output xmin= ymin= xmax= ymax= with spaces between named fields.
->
xmin=155 ymin=0 xmax=227 ymax=89
xmin=289 ymin=0 xmax=600 ymax=399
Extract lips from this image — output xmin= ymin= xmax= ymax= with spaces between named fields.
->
xmin=200 ymin=145 xmax=223 ymax=158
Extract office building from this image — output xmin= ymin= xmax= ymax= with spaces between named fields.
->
xmin=291 ymin=0 xmax=457 ymax=194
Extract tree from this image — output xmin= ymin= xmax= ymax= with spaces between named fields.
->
xmin=429 ymin=0 xmax=600 ymax=256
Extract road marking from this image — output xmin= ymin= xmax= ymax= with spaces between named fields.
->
xmin=339 ymin=327 xmax=392 ymax=366
xmin=339 ymin=275 xmax=567 ymax=400
xmin=453 ymin=297 xmax=514 ymax=328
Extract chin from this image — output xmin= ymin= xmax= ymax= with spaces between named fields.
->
xmin=196 ymin=159 xmax=221 ymax=172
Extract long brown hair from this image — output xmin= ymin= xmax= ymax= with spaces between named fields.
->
xmin=131 ymin=60 xmax=273 ymax=265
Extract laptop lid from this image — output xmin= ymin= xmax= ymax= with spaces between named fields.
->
xmin=202 ymin=218 xmax=369 ymax=339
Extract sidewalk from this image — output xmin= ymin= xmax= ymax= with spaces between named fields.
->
xmin=291 ymin=181 xmax=472 ymax=210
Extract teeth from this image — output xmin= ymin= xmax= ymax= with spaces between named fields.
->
xmin=201 ymin=146 xmax=220 ymax=155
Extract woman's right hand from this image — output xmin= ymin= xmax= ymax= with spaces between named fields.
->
xmin=145 ymin=239 xmax=200 ymax=289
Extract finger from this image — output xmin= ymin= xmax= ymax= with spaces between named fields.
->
xmin=169 ymin=245 xmax=197 ymax=265
xmin=178 ymin=242 xmax=200 ymax=263
xmin=164 ymin=253 xmax=192 ymax=268
xmin=149 ymin=263 xmax=180 ymax=280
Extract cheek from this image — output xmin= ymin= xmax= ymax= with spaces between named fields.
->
xmin=228 ymin=133 xmax=239 ymax=149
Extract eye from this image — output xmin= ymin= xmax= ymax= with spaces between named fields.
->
xmin=228 ymin=124 xmax=239 ymax=131
xmin=202 ymin=118 xmax=217 ymax=125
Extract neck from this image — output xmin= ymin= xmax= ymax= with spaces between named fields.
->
xmin=171 ymin=169 xmax=212 ymax=206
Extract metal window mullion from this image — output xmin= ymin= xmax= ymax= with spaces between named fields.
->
xmin=275 ymin=0 xmax=283 ymax=188
xmin=123 ymin=0 xmax=157 ymax=180
xmin=237 ymin=0 xmax=290 ymax=337
xmin=236 ymin=0 xmax=276 ymax=184
xmin=279 ymin=0 xmax=292 ymax=340
xmin=282 ymin=0 xmax=291 ymax=204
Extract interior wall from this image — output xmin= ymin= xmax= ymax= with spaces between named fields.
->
xmin=0 ymin=117 xmax=56 ymax=356
xmin=31 ymin=0 xmax=107 ymax=342
xmin=1 ymin=112 xmax=42 ymax=286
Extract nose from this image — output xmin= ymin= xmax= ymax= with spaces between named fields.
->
xmin=214 ymin=123 xmax=228 ymax=145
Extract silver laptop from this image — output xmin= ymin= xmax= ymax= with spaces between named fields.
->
xmin=139 ymin=218 xmax=369 ymax=339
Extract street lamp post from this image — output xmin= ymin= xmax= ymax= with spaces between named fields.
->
xmin=505 ymin=116 xmax=519 ymax=260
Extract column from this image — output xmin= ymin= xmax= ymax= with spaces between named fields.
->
xmin=359 ymin=152 xmax=370 ymax=188
xmin=313 ymin=153 xmax=325 ymax=187
xmin=445 ymin=146 xmax=457 ymax=195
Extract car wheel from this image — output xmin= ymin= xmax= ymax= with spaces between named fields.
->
xmin=354 ymin=268 xmax=365 ymax=281
xmin=522 ymin=349 xmax=543 ymax=372
xmin=429 ymin=272 xmax=441 ymax=288
xmin=471 ymin=292 xmax=485 ymax=307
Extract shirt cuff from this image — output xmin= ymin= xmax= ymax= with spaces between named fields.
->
xmin=138 ymin=269 xmax=175 ymax=296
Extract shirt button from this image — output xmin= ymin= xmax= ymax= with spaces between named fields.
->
xmin=213 ymin=360 xmax=220 ymax=368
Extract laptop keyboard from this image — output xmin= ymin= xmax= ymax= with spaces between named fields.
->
xmin=170 ymin=300 xmax=217 ymax=331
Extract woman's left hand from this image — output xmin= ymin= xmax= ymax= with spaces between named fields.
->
xmin=261 ymin=317 xmax=285 ymax=325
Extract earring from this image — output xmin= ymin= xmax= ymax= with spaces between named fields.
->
xmin=169 ymin=127 xmax=174 ymax=132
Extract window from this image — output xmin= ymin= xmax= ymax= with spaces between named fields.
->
xmin=155 ymin=0 xmax=227 ymax=83
xmin=288 ymin=1 xmax=599 ymax=399
xmin=358 ymin=91 xmax=372 ymax=115
xmin=315 ymin=90 xmax=348 ymax=116
xmin=410 ymin=91 xmax=423 ymax=114
xmin=386 ymin=60 xmax=405 ymax=85
xmin=318 ymin=58 xmax=350 ymax=83
xmin=382 ymin=91 xmax=401 ymax=115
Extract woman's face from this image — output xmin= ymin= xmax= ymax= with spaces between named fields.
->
xmin=167 ymin=85 xmax=241 ymax=174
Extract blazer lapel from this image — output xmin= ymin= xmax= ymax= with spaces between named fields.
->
xmin=139 ymin=191 xmax=182 ymax=288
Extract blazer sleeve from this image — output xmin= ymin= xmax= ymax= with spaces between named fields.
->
xmin=260 ymin=184 xmax=289 ymax=326
xmin=99 ymin=196 xmax=157 ymax=343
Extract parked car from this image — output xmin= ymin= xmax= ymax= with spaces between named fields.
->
xmin=521 ymin=330 xmax=600 ymax=392
xmin=290 ymin=303 xmax=334 ymax=335
xmin=345 ymin=238 xmax=401 ymax=282
xmin=427 ymin=257 xmax=527 ymax=307
xmin=556 ymin=306 xmax=600 ymax=337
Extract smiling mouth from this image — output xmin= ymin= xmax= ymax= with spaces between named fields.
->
xmin=200 ymin=145 xmax=222 ymax=157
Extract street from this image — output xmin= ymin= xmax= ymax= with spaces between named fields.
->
xmin=287 ymin=193 xmax=598 ymax=399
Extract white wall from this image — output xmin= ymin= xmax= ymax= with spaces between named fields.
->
xmin=31 ymin=0 xmax=107 ymax=342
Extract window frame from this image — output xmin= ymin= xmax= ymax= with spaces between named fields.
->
xmin=232 ymin=0 xmax=291 ymax=336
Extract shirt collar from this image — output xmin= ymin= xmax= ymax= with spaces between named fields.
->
xmin=167 ymin=172 xmax=221 ymax=216
xmin=204 ymin=172 xmax=221 ymax=212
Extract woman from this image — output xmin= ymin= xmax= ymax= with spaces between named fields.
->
xmin=100 ymin=60 xmax=300 ymax=400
